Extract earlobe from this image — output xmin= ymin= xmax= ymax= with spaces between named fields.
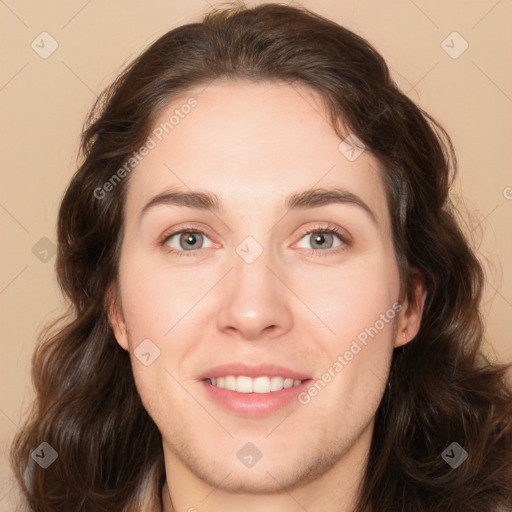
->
xmin=105 ymin=283 xmax=129 ymax=351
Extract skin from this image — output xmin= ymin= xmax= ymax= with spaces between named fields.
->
xmin=108 ymin=79 xmax=426 ymax=512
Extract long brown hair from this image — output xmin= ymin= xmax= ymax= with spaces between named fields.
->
xmin=11 ymin=2 xmax=512 ymax=511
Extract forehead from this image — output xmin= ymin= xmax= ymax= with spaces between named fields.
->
xmin=123 ymin=79 xmax=389 ymax=228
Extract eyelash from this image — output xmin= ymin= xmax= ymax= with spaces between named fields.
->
xmin=158 ymin=223 xmax=350 ymax=258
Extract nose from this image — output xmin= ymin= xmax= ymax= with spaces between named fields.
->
xmin=216 ymin=246 xmax=293 ymax=341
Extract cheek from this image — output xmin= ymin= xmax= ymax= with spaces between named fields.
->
xmin=294 ymin=254 xmax=399 ymax=399
xmin=118 ymin=254 xmax=206 ymax=343
xmin=294 ymin=255 xmax=399 ymax=342
xmin=116 ymin=255 xmax=208 ymax=405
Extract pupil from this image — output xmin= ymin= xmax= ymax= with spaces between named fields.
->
xmin=183 ymin=233 xmax=199 ymax=249
xmin=316 ymin=234 xmax=325 ymax=245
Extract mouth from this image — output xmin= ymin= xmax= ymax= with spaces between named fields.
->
xmin=197 ymin=363 xmax=313 ymax=417
xmin=205 ymin=375 xmax=305 ymax=393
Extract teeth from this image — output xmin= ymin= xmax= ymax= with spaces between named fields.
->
xmin=208 ymin=376 xmax=304 ymax=393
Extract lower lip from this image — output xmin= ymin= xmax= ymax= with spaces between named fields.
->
xmin=200 ymin=379 xmax=312 ymax=417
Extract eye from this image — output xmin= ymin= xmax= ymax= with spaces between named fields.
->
xmin=294 ymin=223 xmax=350 ymax=255
xmin=158 ymin=222 xmax=350 ymax=258
xmin=160 ymin=225 xmax=214 ymax=257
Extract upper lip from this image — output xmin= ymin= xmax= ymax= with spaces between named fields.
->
xmin=197 ymin=363 xmax=312 ymax=381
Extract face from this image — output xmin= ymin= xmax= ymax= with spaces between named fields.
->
xmin=108 ymin=79 xmax=421 ymax=497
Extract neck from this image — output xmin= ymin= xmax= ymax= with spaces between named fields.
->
xmin=161 ymin=481 xmax=173 ymax=512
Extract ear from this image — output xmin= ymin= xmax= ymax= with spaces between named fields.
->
xmin=105 ymin=282 xmax=129 ymax=351
xmin=395 ymin=267 xmax=427 ymax=348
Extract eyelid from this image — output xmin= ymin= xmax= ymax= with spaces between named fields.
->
xmin=158 ymin=222 xmax=216 ymax=250
xmin=158 ymin=221 xmax=351 ymax=256
xmin=292 ymin=222 xmax=351 ymax=247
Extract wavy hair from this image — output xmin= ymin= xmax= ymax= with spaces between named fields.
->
xmin=10 ymin=2 xmax=512 ymax=511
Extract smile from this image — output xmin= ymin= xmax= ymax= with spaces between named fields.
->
xmin=207 ymin=375 xmax=304 ymax=393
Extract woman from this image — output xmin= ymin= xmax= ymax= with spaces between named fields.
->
xmin=10 ymin=2 xmax=512 ymax=511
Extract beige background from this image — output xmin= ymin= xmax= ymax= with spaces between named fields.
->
xmin=1 ymin=0 xmax=511 ymax=509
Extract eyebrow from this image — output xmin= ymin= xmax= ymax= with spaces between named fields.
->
xmin=139 ymin=187 xmax=379 ymax=226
